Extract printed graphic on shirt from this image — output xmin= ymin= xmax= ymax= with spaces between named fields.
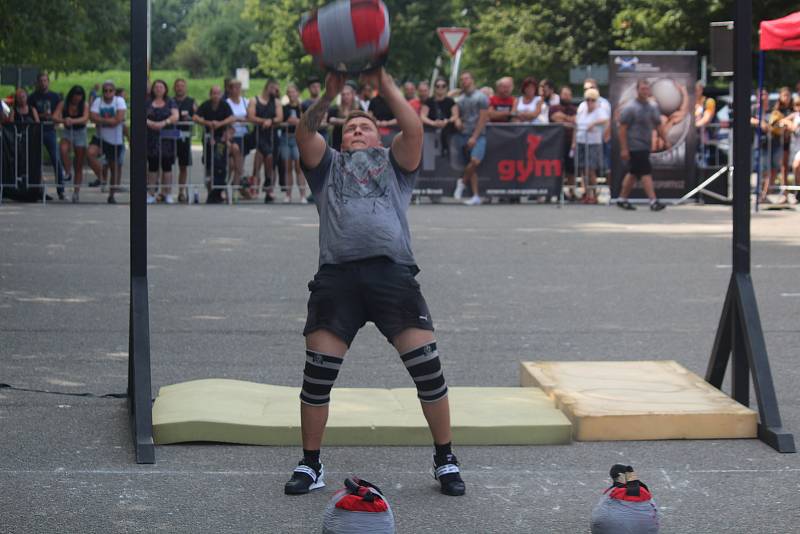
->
xmin=331 ymin=149 xmax=391 ymax=206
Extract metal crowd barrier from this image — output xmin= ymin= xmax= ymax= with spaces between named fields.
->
xmin=753 ymin=121 xmax=799 ymax=201
xmin=201 ymin=121 xmax=289 ymax=205
xmin=0 ymin=122 xmax=44 ymax=205
xmin=572 ymin=122 xmax=611 ymax=205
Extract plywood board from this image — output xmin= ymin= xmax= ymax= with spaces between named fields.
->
xmin=520 ymin=360 xmax=757 ymax=441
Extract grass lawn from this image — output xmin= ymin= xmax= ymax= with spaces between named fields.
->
xmin=1 ymin=69 xmax=275 ymax=103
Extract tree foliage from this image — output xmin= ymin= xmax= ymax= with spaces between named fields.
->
xmin=4 ymin=0 xmax=800 ymax=87
xmin=163 ymin=0 xmax=260 ymax=77
xmin=0 ymin=0 xmax=128 ymax=72
xmin=151 ymin=0 xmax=196 ymax=68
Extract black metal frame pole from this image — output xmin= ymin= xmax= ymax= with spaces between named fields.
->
xmin=705 ymin=0 xmax=794 ymax=453
xmin=128 ymin=0 xmax=155 ymax=464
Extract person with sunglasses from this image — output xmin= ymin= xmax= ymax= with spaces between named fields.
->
xmin=87 ymin=80 xmax=127 ymax=204
xmin=420 ymin=77 xmax=459 ymax=159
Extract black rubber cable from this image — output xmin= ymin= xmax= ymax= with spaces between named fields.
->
xmin=0 ymin=383 xmax=127 ymax=399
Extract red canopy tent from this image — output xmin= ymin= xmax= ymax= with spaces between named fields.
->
xmin=759 ymin=11 xmax=800 ymax=51
xmin=754 ymin=11 xmax=800 ymax=210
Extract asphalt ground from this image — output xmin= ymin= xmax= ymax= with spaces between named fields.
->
xmin=1 ymin=196 xmax=799 ymax=533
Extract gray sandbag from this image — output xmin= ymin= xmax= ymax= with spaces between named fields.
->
xmin=590 ymin=464 xmax=659 ymax=534
xmin=321 ymin=478 xmax=395 ymax=534
xmin=591 ymin=493 xmax=659 ymax=534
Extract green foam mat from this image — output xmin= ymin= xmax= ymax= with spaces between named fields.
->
xmin=152 ymin=379 xmax=572 ymax=446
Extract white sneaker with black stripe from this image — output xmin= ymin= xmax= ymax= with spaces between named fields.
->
xmin=432 ymin=453 xmax=466 ymax=496
xmin=284 ymin=460 xmax=325 ymax=495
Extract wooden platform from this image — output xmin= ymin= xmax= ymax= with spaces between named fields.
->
xmin=520 ymin=360 xmax=757 ymax=441
xmin=152 ymin=379 xmax=573 ymax=446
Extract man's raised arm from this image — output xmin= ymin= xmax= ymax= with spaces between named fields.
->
xmin=297 ymin=72 xmax=344 ymax=169
xmin=364 ymin=69 xmax=422 ymax=172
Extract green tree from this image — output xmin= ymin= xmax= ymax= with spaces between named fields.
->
xmin=243 ymin=0 xmax=326 ymax=83
xmin=0 ymin=0 xmax=128 ymax=72
xmin=169 ymin=0 xmax=260 ymax=77
xmin=151 ymin=0 xmax=196 ymax=69
xmin=243 ymin=0 xmax=459 ymax=84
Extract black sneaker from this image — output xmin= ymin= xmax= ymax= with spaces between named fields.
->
xmin=616 ymin=200 xmax=636 ymax=210
xmin=433 ymin=453 xmax=466 ymax=496
xmin=88 ymin=179 xmax=101 ymax=188
xmin=284 ymin=460 xmax=325 ymax=495
xmin=107 ymin=196 xmax=116 ymax=204
xmin=650 ymin=201 xmax=666 ymax=211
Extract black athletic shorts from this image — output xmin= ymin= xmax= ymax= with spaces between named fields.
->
xmin=148 ymin=155 xmax=173 ymax=173
xmin=176 ymin=138 xmax=192 ymax=167
xmin=253 ymin=127 xmax=274 ymax=156
xmin=303 ymin=256 xmax=435 ymax=347
xmin=628 ymin=150 xmax=652 ymax=178
xmin=90 ymin=136 xmax=123 ymax=163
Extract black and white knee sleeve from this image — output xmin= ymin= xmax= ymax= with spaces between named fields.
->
xmin=300 ymin=350 xmax=343 ymax=406
xmin=401 ymin=342 xmax=448 ymax=403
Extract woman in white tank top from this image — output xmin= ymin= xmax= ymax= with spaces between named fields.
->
xmin=225 ymin=80 xmax=250 ymax=191
xmin=513 ymin=77 xmax=544 ymax=123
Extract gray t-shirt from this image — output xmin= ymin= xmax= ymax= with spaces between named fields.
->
xmin=303 ymin=146 xmax=418 ymax=267
xmin=457 ymin=89 xmax=489 ymax=136
xmin=619 ymin=98 xmax=661 ymax=152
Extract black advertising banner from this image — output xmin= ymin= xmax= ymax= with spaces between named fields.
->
xmin=480 ymin=124 xmax=563 ymax=197
xmin=608 ymin=51 xmax=697 ymax=199
xmin=392 ymin=123 xmax=563 ymax=197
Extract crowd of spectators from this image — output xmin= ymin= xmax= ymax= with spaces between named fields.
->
xmin=3 ymin=71 xmax=800 ymax=206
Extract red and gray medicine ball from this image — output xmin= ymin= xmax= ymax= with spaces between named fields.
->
xmin=300 ymin=0 xmax=390 ymax=74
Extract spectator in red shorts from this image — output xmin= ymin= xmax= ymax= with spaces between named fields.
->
xmin=488 ymin=77 xmax=516 ymax=123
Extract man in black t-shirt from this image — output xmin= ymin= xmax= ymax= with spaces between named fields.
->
xmin=193 ymin=85 xmax=236 ymax=203
xmin=421 ymin=78 xmax=458 ymax=158
xmin=368 ymin=92 xmax=397 ymax=142
xmin=28 ymin=72 xmax=66 ymax=198
xmin=173 ymin=78 xmax=196 ymax=203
